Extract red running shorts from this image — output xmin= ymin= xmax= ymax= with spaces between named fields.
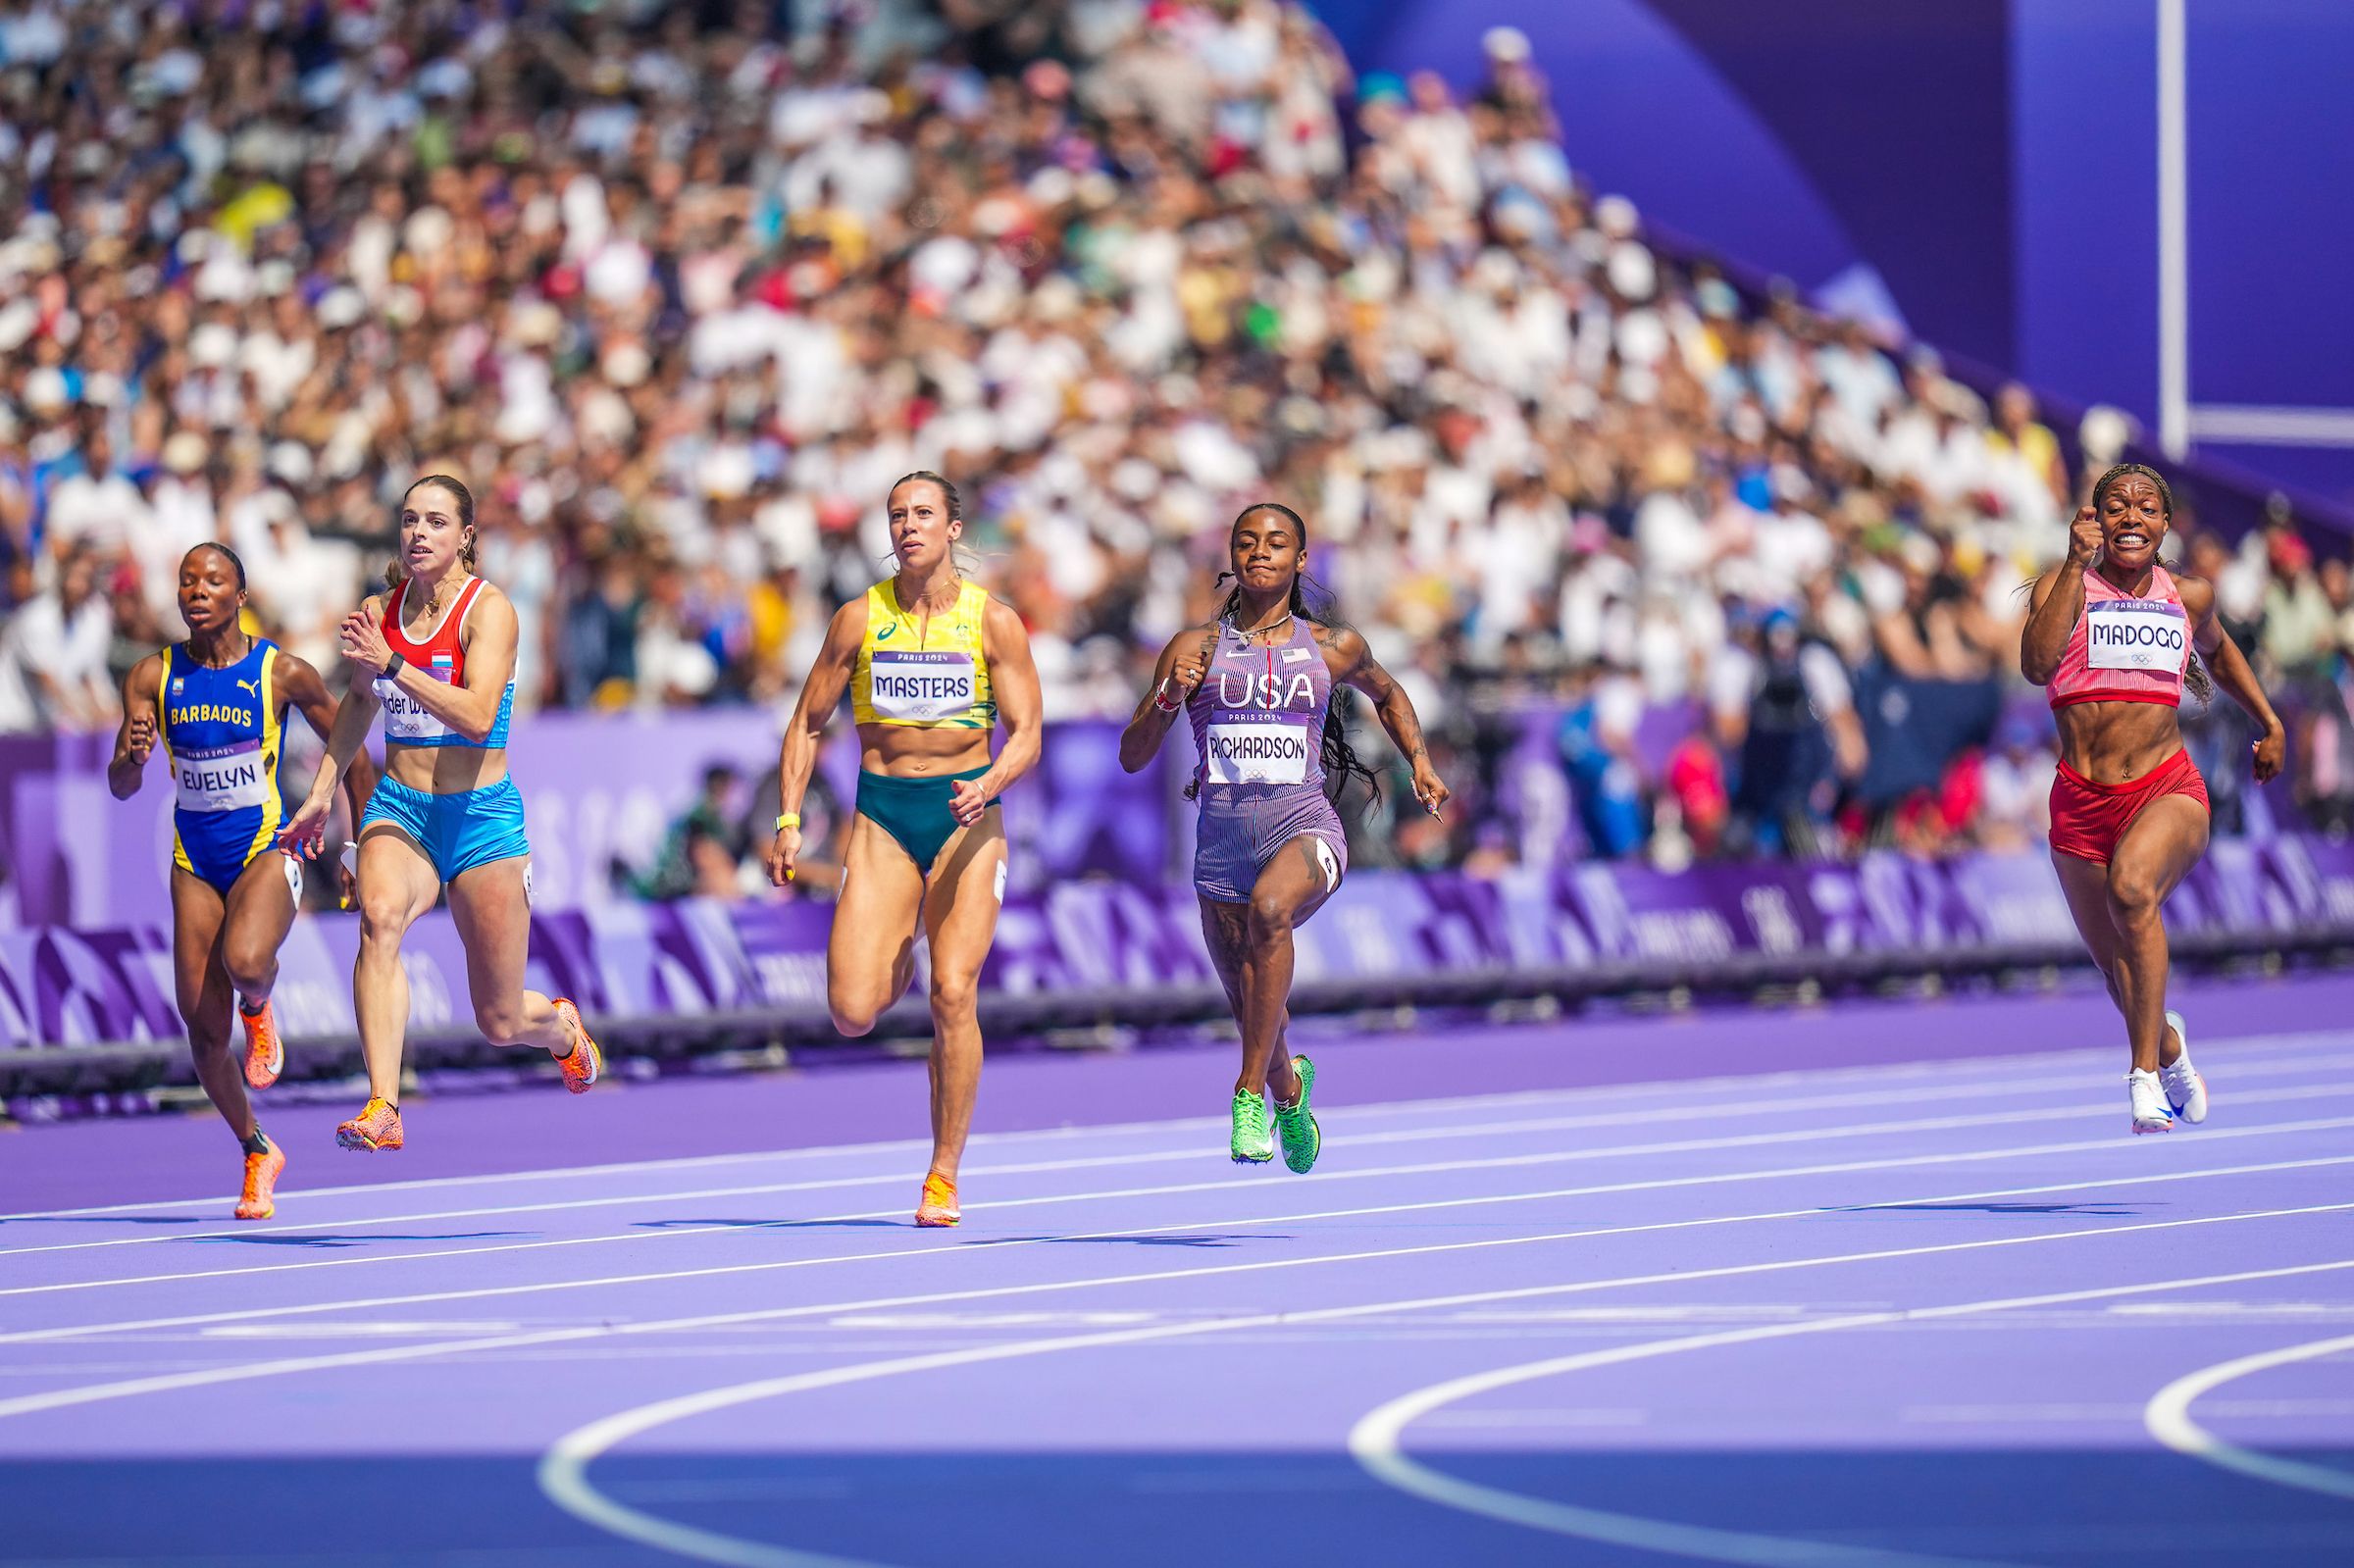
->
xmin=2048 ymin=745 xmax=2210 ymax=867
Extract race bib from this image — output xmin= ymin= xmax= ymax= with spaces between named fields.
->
xmin=870 ymin=650 xmax=975 ymax=723
xmin=174 ymin=739 xmax=272 ymax=812
xmin=2085 ymin=599 xmax=2187 ymax=673
xmin=1204 ymin=716 xmax=1312 ymax=785
xmin=376 ymin=663 xmax=454 ymax=741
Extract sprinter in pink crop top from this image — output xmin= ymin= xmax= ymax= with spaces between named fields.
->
xmin=2020 ymin=463 xmax=2284 ymax=1134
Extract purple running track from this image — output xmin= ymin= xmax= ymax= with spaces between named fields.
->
xmin=2 ymin=970 xmax=2352 ymax=1566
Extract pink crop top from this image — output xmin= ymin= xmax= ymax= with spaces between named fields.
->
xmin=2046 ymin=564 xmax=2189 ymax=710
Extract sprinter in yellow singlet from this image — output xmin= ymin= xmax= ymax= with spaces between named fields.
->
xmin=765 ymin=472 xmax=1043 ymax=1226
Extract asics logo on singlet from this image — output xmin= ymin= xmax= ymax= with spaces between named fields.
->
xmin=875 ymin=624 xmax=898 ymax=642
xmin=1215 ymin=673 xmax=1318 ymax=710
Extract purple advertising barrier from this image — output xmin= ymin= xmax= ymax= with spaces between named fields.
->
xmin=15 ymin=839 xmax=2354 ymax=1053
xmin=2 ymin=713 xmax=1179 ymax=928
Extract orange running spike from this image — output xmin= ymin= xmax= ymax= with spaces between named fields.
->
xmin=553 ymin=998 xmax=601 ymax=1093
xmin=915 ymin=1172 xmax=960 ymax=1228
xmin=233 ymin=1140 xmax=285 ymax=1220
xmin=335 ymin=1097 xmax=404 ymax=1152
xmin=240 ymin=1000 xmax=284 ymax=1089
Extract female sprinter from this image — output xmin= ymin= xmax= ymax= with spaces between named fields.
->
xmin=2021 ymin=463 xmax=2285 ymax=1132
xmin=764 ymin=473 xmax=1043 ymax=1228
xmin=281 ymin=476 xmax=601 ymax=1151
xmin=1120 ymin=503 xmax=1448 ymax=1168
xmin=109 ymin=543 xmax=372 ymax=1218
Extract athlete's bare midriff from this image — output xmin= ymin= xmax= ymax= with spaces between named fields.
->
xmin=856 ymin=724 xmax=994 ymax=779
xmin=383 ymin=742 xmax=509 ymax=794
xmin=2054 ymin=699 xmax=2186 ymax=786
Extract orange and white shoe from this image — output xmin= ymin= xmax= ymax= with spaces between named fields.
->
xmin=553 ymin=998 xmax=601 ymax=1093
xmin=915 ymin=1172 xmax=960 ymax=1228
xmin=239 ymin=999 xmax=284 ymax=1089
xmin=233 ymin=1138 xmax=285 ymax=1219
xmin=335 ymin=1096 xmax=405 ymax=1151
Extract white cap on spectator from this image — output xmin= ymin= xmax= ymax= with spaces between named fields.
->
xmin=163 ymin=430 xmax=210 ymax=475
xmin=1594 ymin=194 xmax=1641 ymax=238
xmin=1607 ymin=239 xmax=1657 ymax=301
xmin=189 ymin=322 xmax=238 ymax=368
xmin=0 ymin=297 xmax=36 ymax=353
xmin=268 ymin=441 xmax=314 ymax=486
xmin=507 ymin=300 xmax=563 ymax=347
xmin=2079 ymin=405 xmax=2136 ymax=468
xmin=83 ymin=373 xmax=127 ymax=409
xmin=1027 ymin=167 xmax=1076 ymax=210
xmin=1483 ymin=26 xmax=1532 ymax=64
xmin=700 ymin=444 xmax=755 ymax=500
xmin=316 ymin=287 xmax=366 ymax=329
xmin=602 ymin=341 xmax=652 ymax=387
xmin=495 ymin=397 xmax=553 ymax=447
xmin=23 ymin=367 xmax=69 ymax=414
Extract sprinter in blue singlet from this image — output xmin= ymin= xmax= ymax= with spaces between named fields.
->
xmin=109 ymin=544 xmax=373 ymax=1219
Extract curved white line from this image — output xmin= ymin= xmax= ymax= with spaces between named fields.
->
xmin=542 ymin=1240 xmax=2354 ymax=1568
xmin=9 ymin=1166 xmax=2352 ymax=1427
xmin=2145 ymin=1332 xmax=2354 ymax=1500
xmin=1351 ymin=1259 xmax=2354 ymax=1568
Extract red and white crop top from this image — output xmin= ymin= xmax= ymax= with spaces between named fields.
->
xmin=371 ymin=577 xmax=515 ymax=747
xmin=2046 ymin=564 xmax=2189 ymax=710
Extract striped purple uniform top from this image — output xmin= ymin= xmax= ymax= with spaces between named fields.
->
xmin=1186 ymin=617 xmax=1349 ymax=903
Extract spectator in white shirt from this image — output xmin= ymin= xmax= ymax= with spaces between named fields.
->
xmin=43 ymin=426 xmax=146 ymax=568
xmin=0 ymin=548 xmax=118 ymax=733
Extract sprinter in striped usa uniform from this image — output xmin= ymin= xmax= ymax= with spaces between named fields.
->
xmin=1121 ymin=503 xmax=1449 ymax=1170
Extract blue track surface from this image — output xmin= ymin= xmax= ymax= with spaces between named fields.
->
xmin=2 ymin=978 xmax=2352 ymax=1566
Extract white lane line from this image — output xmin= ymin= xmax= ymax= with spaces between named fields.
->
xmin=4 ymin=1111 xmax=2334 ymax=1346
xmin=11 ymin=1091 xmax=2349 ymax=1300
xmin=20 ymin=1057 xmax=2318 ymax=1259
xmin=11 ymin=1142 xmax=2347 ymax=1349
xmin=2145 ymin=1333 xmax=2354 ymax=1501
xmin=1349 ymin=1257 xmax=2354 ymax=1568
xmin=7 ymin=1143 xmax=2350 ymax=1426
xmin=534 ymin=1219 xmax=2354 ymax=1568
xmin=7 ymin=1095 xmax=2350 ymax=1322
xmin=11 ymin=1029 xmax=2348 ymax=1223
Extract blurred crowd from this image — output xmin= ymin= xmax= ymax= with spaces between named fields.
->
xmin=0 ymin=0 xmax=2345 ymax=885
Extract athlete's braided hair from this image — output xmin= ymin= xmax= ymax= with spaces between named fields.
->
xmin=2092 ymin=461 xmax=2174 ymax=520
xmin=1187 ymin=502 xmax=1382 ymax=811
xmin=2090 ymin=461 xmax=2214 ymax=702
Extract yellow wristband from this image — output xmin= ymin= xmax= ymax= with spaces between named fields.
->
xmin=775 ymin=813 xmax=800 ymax=831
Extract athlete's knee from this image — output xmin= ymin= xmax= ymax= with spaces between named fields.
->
xmin=1246 ymin=891 xmax=1295 ymax=945
xmin=2105 ymin=869 xmax=2164 ymax=927
xmin=184 ymin=1025 xmax=231 ymax=1063
xmin=830 ymin=987 xmax=880 ymax=1037
xmin=929 ymin=968 xmax=978 ymax=1020
xmin=357 ymin=890 xmax=415 ymax=943
xmin=221 ymin=939 xmax=275 ymax=997
xmin=475 ymin=998 xmax=529 ymax=1047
